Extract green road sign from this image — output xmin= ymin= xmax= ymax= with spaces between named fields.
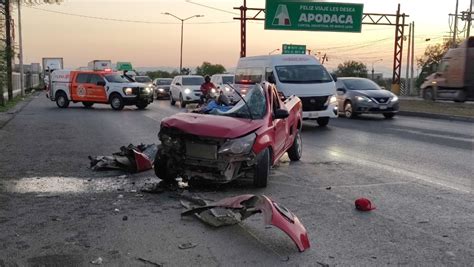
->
xmin=116 ymin=62 xmax=133 ymax=71
xmin=282 ymin=44 xmax=307 ymax=54
xmin=265 ymin=1 xmax=364 ymax=33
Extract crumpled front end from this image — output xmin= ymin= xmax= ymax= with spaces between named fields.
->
xmin=158 ymin=127 xmax=257 ymax=183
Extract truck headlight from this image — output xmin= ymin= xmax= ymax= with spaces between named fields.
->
xmin=144 ymin=88 xmax=151 ymax=94
xmin=218 ymin=133 xmax=256 ymax=155
xmin=158 ymin=88 xmax=165 ymax=92
xmin=184 ymin=88 xmax=191 ymax=94
xmin=356 ymin=96 xmax=372 ymax=102
xmin=391 ymin=95 xmax=399 ymax=102
xmin=123 ymin=87 xmax=133 ymax=95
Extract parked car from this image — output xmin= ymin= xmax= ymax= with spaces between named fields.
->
xmin=153 ymin=78 xmax=173 ymax=99
xmin=211 ymin=74 xmax=235 ymax=102
xmin=170 ymin=75 xmax=205 ymax=108
xmin=155 ymin=82 xmax=303 ymax=187
xmin=335 ymin=77 xmax=399 ymax=119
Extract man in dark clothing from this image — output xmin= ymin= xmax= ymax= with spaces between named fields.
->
xmin=200 ymin=75 xmax=216 ymax=104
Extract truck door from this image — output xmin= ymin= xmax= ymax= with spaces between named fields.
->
xmin=271 ymin=87 xmax=287 ymax=155
xmin=88 ymin=74 xmax=108 ymax=102
xmin=71 ymin=73 xmax=89 ymax=101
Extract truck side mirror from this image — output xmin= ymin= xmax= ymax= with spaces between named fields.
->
xmin=176 ymin=82 xmax=181 ymax=86
xmin=268 ymin=73 xmax=276 ymax=84
xmin=97 ymin=81 xmax=106 ymax=86
xmin=274 ymin=108 xmax=289 ymax=119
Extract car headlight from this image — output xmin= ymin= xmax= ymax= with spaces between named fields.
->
xmin=218 ymin=133 xmax=256 ymax=155
xmin=123 ymin=87 xmax=133 ymax=95
xmin=391 ymin=95 xmax=399 ymax=102
xmin=158 ymin=88 xmax=165 ymax=92
xmin=225 ymin=87 xmax=231 ymax=92
xmin=184 ymin=88 xmax=191 ymax=94
xmin=160 ymin=134 xmax=181 ymax=149
xmin=326 ymin=95 xmax=337 ymax=105
xmin=211 ymin=88 xmax=217 ymax=94
xmin=144 ymin=88 xmax=151 ymax=94
xmin=356 ymin=96 xmax=372 ymax=102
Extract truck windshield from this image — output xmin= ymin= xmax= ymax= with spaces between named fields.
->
xmin=135 ymin=76 xmax=152 ymax=83
xmin=183 ymin=77 xmax=204 ymax=85
xmin=210 ymin=84 xmax=266 ymax=119
xmin=105 ymin=74 xmax=129 ymax=83
xmin=275 ymin=65 xmax=332 ymax=84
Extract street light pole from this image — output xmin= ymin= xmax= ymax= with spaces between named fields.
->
xmin=18 ymin=0 xmax=24 ymax=97
xmin=163 ymin=13 xmax=204 ymax=73
xmin=371 ymin=59 xmax=383 ymax=80
xmin=268 ymin=48 xmax=279 ymax=55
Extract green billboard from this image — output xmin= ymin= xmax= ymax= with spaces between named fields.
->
xmin=282 ymin=44 xmax=307 ymax=54
xmin=265 ymin=1 xmax=364 ymax=33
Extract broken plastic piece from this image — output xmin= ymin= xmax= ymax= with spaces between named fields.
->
xmin=181 ymin=194 xmax=310 ymax=252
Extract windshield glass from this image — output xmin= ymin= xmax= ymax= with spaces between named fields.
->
xmin=210 ymin=84 xmax=266 ymax=119
xmin=222 ymin=76 xmax=234 ymax=84
xmin=275 ymin=65 xmax=332 ymax=83
xmin=104 ymin=74 xmax=129 ymax=83
xmin=183 ymin=77 xmax=204 ymax=85
xmin=157 ymin=79 xmax=172 ymax=85
xmin=341 ymin=79 xmax=380 ymax=90
xmin=135 ymin=76 xmax=152 ymax=83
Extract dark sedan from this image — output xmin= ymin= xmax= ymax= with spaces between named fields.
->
xmin=335 ymin=77 xmax=399 ymax=119
xmin=153 ymin=78 xmax=172 ymax=99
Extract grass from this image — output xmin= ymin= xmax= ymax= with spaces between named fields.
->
xmin=400 ymin=99 xmax=474 ymax=118
xmin=0 ymin=94 xmax=25 ymax=113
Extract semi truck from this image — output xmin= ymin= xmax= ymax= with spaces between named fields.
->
xmin=420 ymin=36 xmax=474 ymax=102
xmin=87 ymin=60 xmax=112 ymax=71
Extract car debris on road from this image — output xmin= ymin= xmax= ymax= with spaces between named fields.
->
xmin=89 ymin=144 xmax=157 ymax=173
xmin=181 ymin=194 xmax=310 ymax=252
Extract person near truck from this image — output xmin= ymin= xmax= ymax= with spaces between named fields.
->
xmin=200 ymin=75 xmax=216 ymax=104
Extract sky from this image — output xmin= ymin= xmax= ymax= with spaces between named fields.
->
xmin=12 ymin=0 xmax=474 ymax=76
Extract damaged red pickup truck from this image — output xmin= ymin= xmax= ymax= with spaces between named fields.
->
xmin=154 ymin=83 xmax=303 ymax=187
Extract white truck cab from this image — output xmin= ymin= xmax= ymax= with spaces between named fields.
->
xmin=234 ymin=54 xmax=338 ymax=126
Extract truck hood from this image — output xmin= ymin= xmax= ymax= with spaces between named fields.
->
xmin=109 ymin=82 xmax=147 ymax=87
xmin=161 ymin=113 xmax=264 ymax=139
xmin=277 ymin=81 xmax=336 ymax=97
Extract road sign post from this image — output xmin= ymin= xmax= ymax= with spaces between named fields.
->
xmin=265 ymin=1 xmax=364 ymax=33
xmin=282 ymin=44 xmax=306 ymax=54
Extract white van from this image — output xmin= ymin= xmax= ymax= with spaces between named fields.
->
xmin=234 ymin=55 xmax=338 ymax=126
xmin=211 ymin=74 xmax=235 ymax=101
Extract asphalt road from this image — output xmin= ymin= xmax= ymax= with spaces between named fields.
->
xmin=0 ymin=93 xmax=473 ymax=266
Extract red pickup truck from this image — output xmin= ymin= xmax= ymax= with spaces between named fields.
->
xmin=154 ymin=82 xmax=303 ymax=187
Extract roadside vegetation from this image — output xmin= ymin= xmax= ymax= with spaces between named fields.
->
xmin=400 ymin=99 xmax=473 ymax=118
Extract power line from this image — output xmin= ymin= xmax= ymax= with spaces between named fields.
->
xmin=185 ymin=0 xmax=239 ymax=15
xmin=25 ymin=6 xmax=235 ymax=25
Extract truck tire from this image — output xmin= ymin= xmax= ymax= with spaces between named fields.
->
xmin=423 ymin=88 xmax=435 ymax=101
xmin=344 ymin=101 xmax=358 ymax=119
xmin=253 ymin=148 xmax=270 ymax=188
xmin=287 ymin=131 xmax=302 ymax=161
xmin=136 ymin=103 xmax=148 ymax=110
xmin=316 ymin=117 xmax=330 ymax=126
xmin=154 ymin=152 xmax=176 ymax=184
xmin=55 ymin=91 xmax=69 ymax=108
xmin=179 ymin=94 xmax=187 ymax=108
xmin=110 ymin=94 xmax=124 ymax=110
xmin=170 ymin=92 xmax=176 ymax=106
xmin=82 ymin=102 xmax=94 ymax=108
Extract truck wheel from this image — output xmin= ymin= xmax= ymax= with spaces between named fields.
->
xmin=170 ymin=93 xmax=176 ymax=106
xmin=110 ymin=94 xmax=124 ymax=110
xmin=253 ymin=148 xmax=270 ymax=188
xmin=423 ymin=88 xmax=435 ymax=101
xmin=55 ymin=92 xmax=69 ymax=108
xmin=383 ymin=112 xmax=396 ymax=119
xmin=154 ymin=152 xmax=176 ymax=184
xmin=82 ymin=102 xmax=94 ymax=108
xmin=316 ymin=117 xmax=330 ymax=126
xmin=287 ymin=131 xmax=302 ymax=161
xmin=179 ymin=94 xmax=187 ymax=108
xmin=136 ymin=103 xmax=148 ymax=110
xmin=344 ymin=101 xmax=358 ymax=119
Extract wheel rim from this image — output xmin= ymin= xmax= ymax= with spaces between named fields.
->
xmin=345 ymin=103 xmax=352 ymax=117
xmin=296 ymin=133 xmax=302 ymax=157
xmin=57 ymin=96 xmax=65 ymax=107
xmin=111 ymin=97 xmax=121 ymax=108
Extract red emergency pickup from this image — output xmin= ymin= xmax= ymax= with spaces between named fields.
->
xmin=154 ymin=82 xmax=303 ymax=187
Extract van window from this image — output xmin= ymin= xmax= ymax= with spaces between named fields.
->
xmin=76 ymin=73 xmax=88 ymax=83
xmin=275 ymin=65 xmax=332 ymax=84
xmin=183 ymin=77 xmax=204 ymax=85
xmin=235 ymin=67 xmax=263 ymax=84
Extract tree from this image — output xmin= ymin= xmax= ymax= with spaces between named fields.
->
xmin=195 ymin=62 xmax=226 ymax=76
xmin=415 ymin=40 xmax=456 ymax=88
xmin=334 ymin=60 xmax=368 ymax=78
xmin=146 ymin=70 xmax=179 ymax=80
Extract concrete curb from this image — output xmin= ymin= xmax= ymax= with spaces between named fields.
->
xmin=398 ymin=111 xmax=474 ymax=123
xmin=0 ymin=91 xmax=40 ymax=129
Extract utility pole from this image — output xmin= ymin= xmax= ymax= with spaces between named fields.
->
xmin=410 ymin=22 xmax=415 ymax=95
xmin=405 ymin=22 xmax=412 ymax=94
xmin=5 ymin=0 xmax=13 ymax=100
xmin=467 ymin=0 xmax=472 ymax=37
xmin=453 ymin=0 xmax=459 ymax=47
xmin=17 ymin=0 xmax=24 ymax=97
